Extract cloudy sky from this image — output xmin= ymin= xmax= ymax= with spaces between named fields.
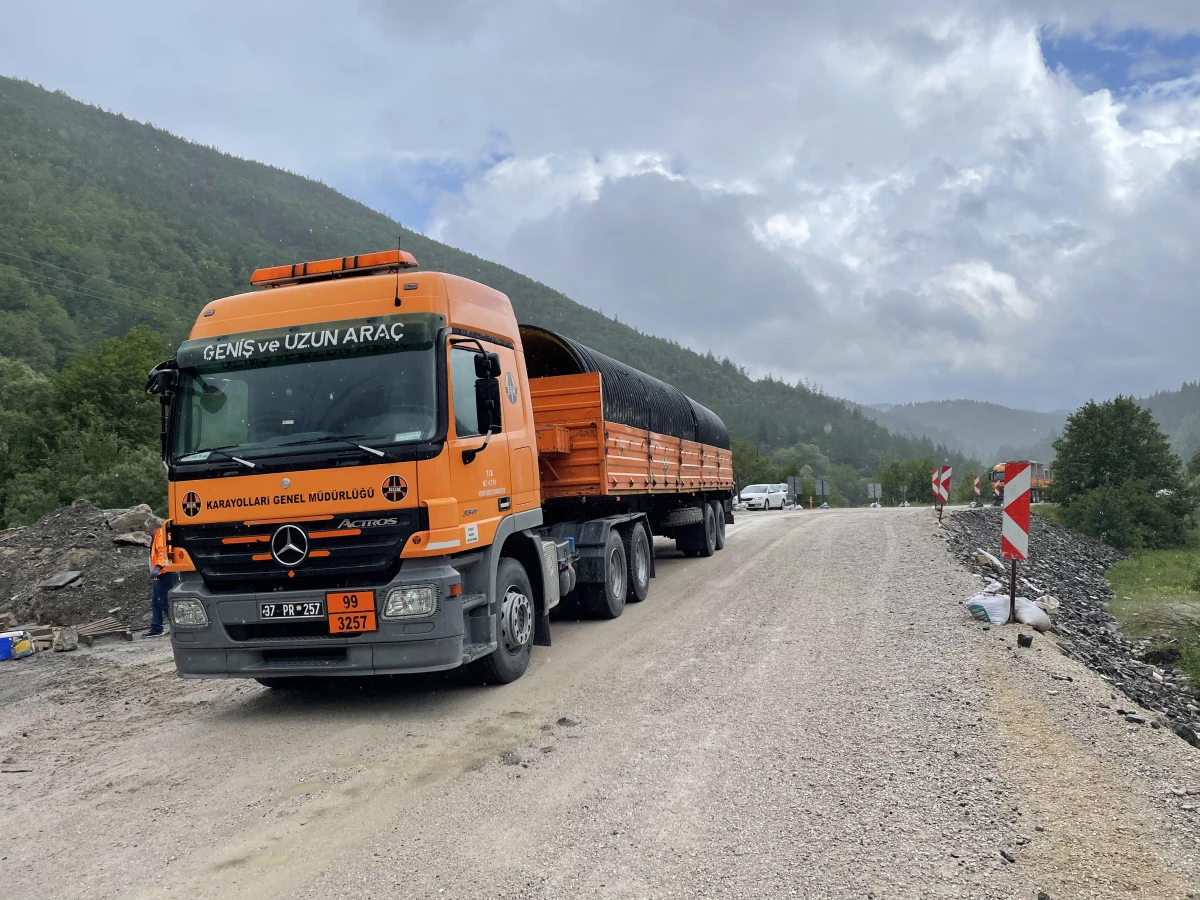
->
xmin=3 ymin=0 xmax=1200 ymax=410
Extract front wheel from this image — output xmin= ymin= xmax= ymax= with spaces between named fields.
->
xmin=254 ymin=677 xmax=315 ymax=690
xmin=470 ymin=557 xmax=534 ymax=684
xmin=581 ymin=529 xmax=628 ymax=619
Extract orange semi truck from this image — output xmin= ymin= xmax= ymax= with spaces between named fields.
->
xmin=989 ymin=460 xmax=1052 ymax=505
xmin=146 ymin=249 xmax=734 ymax=685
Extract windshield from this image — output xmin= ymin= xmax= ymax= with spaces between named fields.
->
xmin=172 ymin=349 xmax=437 ymax=460
xmin=742 ymin=484 xmax=768 ymax=494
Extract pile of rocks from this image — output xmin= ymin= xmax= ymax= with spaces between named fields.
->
xmin=944 ymin=507 xmax=1200 ymax=748
xmin=0 ymin=500 xmax=161 ymax=629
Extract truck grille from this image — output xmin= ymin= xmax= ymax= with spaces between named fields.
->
xmin=173 ymin=509 xmax=427 ymax=593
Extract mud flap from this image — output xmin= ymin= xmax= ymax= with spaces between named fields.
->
xmin=534 ymin=611 xmax=551 ymax=647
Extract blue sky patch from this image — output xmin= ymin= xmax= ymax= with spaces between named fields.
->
xmin=326 ymin=145 xmax=515 ymax=233
xmin=1041 ymin=28 xmax=1200 ymax=93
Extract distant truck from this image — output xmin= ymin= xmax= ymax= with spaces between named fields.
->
xmin=146 ymin=249 xmax=735 ymax=686
xmin=989 ymin=460 xmax=1052 ymax=505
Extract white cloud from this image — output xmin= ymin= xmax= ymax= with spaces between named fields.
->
xmin=1 ymin=0 xmax=1199 ymax=408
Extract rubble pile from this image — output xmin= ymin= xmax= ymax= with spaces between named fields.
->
xmin=0 ymin=500 xmax=160 ymax=630
xmin=945 ymin=507 xmax=1200 ymax=747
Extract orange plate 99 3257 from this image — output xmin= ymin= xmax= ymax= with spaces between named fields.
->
xmin=329 ymin=611 xmax=377 ymax=634
xmin=326 ymin=590 xmax=375 ymax=614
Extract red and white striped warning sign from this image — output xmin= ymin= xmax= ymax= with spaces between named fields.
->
xmin=939 ymin=466 xmax=952 ymax=503
xmin=973 ymin=475 xmax=981 ymax=498
xmin=1001 ymin=461 xmax=1031 ymax=560
xmin=931 ymin=468 xmax=939 ymax=502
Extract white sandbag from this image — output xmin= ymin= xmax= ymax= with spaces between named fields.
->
xmin=966 ymin=592 xmax=1010 ymax=625
xmin=1035 ymin=595 xmax=1060 ymax=614
xmin=974 ymin=549 xmax=1004 ymax=572
xmin=982 ymin=580 xmax=1005 ymax=595
xmin=1014 ymin=597 xmax=1052 ymax=633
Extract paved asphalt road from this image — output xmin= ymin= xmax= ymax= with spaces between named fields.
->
xmin=3 ymin=508 xmax=1199 ymax=899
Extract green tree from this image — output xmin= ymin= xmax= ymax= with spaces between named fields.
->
xmin=2 ymin=328 xmax=170 ymax=525
xmin=1187 ymin=446 xmax=1200 ymax=480
xmin=1051 ymin=397 xmax=1183 ymax=501
xmin=953 ymin=471 xmax=985 ymax=504
xmin=1051 ymin=397 xmax=1192 ymax=550
xmin=879 ymin=457 xmax=936 ymax=506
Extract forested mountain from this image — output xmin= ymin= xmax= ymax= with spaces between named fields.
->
xmin=863 ymin=387 xmax=1200 ymax=468
xmin=0 ymin=77 xmax=980 ymax=522
xmin=1140 ymin=382 xmax=1200 ymax=464
xmin=861 ymin=400 xmax=1069 ymax=461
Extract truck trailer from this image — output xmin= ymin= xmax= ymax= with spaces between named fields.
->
xmin=988 ymin=460 xmax=1052 ymax=505
xmin=146 ymin=249 xmax=735 ymax=685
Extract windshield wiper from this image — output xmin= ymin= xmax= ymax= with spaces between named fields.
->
xmin=175 ymin=445 xmax=257 ymax=469
xmin=278 ymin=434 xmax=389 ymax=459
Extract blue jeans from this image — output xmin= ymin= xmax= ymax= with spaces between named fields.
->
xmin=150 ymin=571 xmax=179 ymax=633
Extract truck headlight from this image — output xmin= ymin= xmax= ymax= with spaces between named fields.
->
xmin=384 ymin=585 xmax=437 ymax=619
xmin=171 ymin=598 xmax=209 ymax=627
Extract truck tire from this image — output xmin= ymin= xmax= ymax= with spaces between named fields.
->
xmin=471 ymin=557 xmax=534 ymax=684
xmin=695 ymin=503 xmax=717 ymax=557
xmin=709 ymin=500 xmax=726 ymax=550
xmin=581 ymin=529 xmax=627 ymax=619
xmin=623 ymin=522 xmax=651 ymax=603
xmin=255 ymin=678 xmax=291 ymax=689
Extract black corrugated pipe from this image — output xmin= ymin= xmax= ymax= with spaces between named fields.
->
xmin=519 ymin=325 xmax=731 ymax=450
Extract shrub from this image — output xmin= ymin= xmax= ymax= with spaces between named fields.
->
xmin=1060 ymin=480 xmax=1192 ymax=551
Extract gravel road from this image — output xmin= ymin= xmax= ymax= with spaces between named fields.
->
xmin=3 ymin=508 xmax=1199 ymax=899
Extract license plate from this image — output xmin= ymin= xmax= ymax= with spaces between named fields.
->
xmin=329 ymin=611 xmax=377 ymax=634
xmin=326 ymin=590 xmax=376 ymax=614
xmin=260 ymin=601 xmax=324 ymax=620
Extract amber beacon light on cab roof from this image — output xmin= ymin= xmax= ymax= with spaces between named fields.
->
xmin=145 ymin=249 xmax=736 ymax=685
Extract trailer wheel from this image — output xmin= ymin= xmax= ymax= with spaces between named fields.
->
xmin=698 ymin=502 xmax=717 ymax=557
xmin=623 ymin=522 xmax=651 ymax=603
xmin=709 ymin=501 xmax=726 ymax=550
xmin=581 ymin=529 xmax=627 ymax=619
xmin=471 ymin=557 xmax=534 ymax=684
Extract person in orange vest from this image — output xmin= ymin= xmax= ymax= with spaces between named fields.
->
xmin=145 ymin=525 xmax=177 ymax=637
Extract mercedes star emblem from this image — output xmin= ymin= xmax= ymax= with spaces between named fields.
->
xmin=270 ymin=524 xmax=309 ymax=567
xmin=281 ymin=477 xmax=291 ymax=488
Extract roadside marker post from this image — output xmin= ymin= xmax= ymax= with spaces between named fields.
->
xmin=1001 ymin=461 xmax=1031 ymax=622
xmin=933 ymin=465 xmax=951 ymax=522
xmin=974 ymin=475 xmax=980 ymax=500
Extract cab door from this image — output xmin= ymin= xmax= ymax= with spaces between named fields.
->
xmin=448 ymin=341 xmax=511 ymax=551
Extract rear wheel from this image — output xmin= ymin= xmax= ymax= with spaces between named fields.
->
xmin=697 ymin=502 xmax=717 ymax=557
xmin=471 ymin=557 xmax=534 ymax=684
xmin=623 ymin=522 xmax=651 ymax=602
xmin=581 ymin=529 xmax=627 ymax=619
xmin=710 ymin=501 xmax=726 ymax=550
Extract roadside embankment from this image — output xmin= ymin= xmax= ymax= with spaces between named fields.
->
xmin=944 ymin=507 xmax=1200 ymax=748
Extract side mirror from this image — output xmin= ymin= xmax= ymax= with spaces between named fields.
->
xmin=473 ymin=351 xmax=501 ymax=379
xmin=474 ymin=375 xmax=503 ymax=435
xmin=146 ymin=360 xmax=180 ymax=395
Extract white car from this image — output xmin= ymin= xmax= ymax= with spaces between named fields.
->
xmin=740 ymin=483 xmax=786 ymax=510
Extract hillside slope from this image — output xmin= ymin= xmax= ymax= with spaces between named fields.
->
xmin=865 ymin=388 xmax=1200 ymax=466
xmin=863 ymin=400 xmax=1069 ymax=461
xmin=0 ymin=76 xmax=978 ymax=478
